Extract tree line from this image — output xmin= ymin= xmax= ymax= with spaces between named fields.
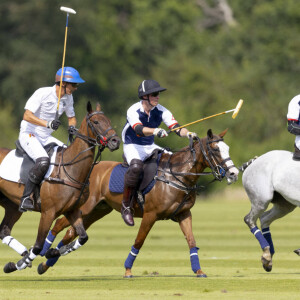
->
xmin=1 ymin=0 xmax=299 ymax=189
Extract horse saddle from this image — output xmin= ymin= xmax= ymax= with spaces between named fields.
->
xmin=13 ymin=140 xmax=58 ymax=184
xmin=109 ymin=149 xmax=163 ymax=195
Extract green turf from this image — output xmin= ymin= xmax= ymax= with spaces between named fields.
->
xmin=1 ymin=189 xmax=300 ymax=300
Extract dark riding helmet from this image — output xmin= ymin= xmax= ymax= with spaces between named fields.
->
xmin=55 ymin=66 xmax=85 ymax=84
xmin=138 ymin=79 xmax=167 ymax=99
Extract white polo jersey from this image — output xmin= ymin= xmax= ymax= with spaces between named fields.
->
xmin=287 ymin=94 xmax=300 ymax=148
xmin=287 ymin=94 xmax=300 ymax=122
xmin=20 ymin=85 xmax=75 ymax=144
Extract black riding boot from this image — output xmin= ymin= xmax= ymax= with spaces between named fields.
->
xmin=19 ymin=179 xmax=36 ymax=212
xmin=121 ymin=186 xmax=134 ymax=226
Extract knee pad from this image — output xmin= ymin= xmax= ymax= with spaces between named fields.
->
xmin=125 ymin=159 xmax=144 ymax=187
xmin=29 ymin=157 xmax=50 ymax=184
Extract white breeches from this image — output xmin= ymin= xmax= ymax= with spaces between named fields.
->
xmin=19 ymin=132 xmax=63 ymax=162
xmin=123 ymin=143 xmax=169 ymax=165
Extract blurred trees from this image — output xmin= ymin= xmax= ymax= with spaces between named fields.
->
xmin=1 ymin=0 xmax=300 ymax=182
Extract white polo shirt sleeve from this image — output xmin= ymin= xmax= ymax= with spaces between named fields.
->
xmin=127 ymin=102 xmax=143 ymax=129
xmin=287 ymin=95 xmax=300 ymax=121
xmin=159 ymin=105 xmax=178 ymax=128
xmin=24 ymin=88 xmax=44 ymax=113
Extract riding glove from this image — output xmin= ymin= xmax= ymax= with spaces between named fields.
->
xmin=187 ymin=132 xmax=197 ymax=139
xmin=153 ymin=128 xmax=168 ymax=138
xmin=47 ymin=119 xmax=61 ymax=131
xmin=68 ymin=125 xmax=76 ymax=143
xmin=68 ymin=125 xmax=77 ymax=135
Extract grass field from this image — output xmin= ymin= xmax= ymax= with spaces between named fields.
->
xmin=1 ymin=188 xmax=300 ymax=300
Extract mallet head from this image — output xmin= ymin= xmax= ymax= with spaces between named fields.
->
xmin=232 ymin=99 xmax=243 ymax=119
xmin=60 ymin=6 xmax=76 ymax=14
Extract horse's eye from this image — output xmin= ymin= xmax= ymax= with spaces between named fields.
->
xmin=93 ymin=120 xmax=99 ymax=124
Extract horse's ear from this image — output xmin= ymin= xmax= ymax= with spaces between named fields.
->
xmin=207 ymin=129 xmax=213 ymax=139
xmin=87 ymin=101 xmax=93 ymax=114
xmin=219 ymin=128 xmax=228 ymax=138
xmin=96 ymin=103 xmax=101 ymax=111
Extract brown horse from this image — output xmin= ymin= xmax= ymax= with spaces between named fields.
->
xmin=0 ymin=102 xmax=121 ymax=272
xmin=38 ymin=129 xmax=239 ymax=277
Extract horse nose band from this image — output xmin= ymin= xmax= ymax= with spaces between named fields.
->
xmin=205 ymin=138 xmax=236 ymax=181
xmin=86 ymin=111 xmax=117 ymax=147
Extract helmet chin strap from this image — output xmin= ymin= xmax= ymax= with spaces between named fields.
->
xmin=146 ymin=95 xmax=155 ymax=107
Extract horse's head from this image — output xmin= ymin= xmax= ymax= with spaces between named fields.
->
xmin=85 ymin=101 xmax=121 ymax=151
xmin=204 ymin=129 xmax=239 ymax=184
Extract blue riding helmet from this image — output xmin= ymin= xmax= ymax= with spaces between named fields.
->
xmin=55 ymin=67 xmax=85 ymax=83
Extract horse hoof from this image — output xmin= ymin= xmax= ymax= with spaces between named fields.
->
xmin=261 ymin=257 xmax=272 ymax=272
xmin=3 ymin=262 xmax=17 ymax=273
xmin=123 ymin=275 xmax=133 ymax=278
xmin=294 ymin=249 xmax=300 ymax=256
xmin=45 ymin=248 xmax=60 ymax=259
xmin=196 ymin=269 xmax=207 ymax=278
xmin=37 ymin=262 xmax=49 ymax=275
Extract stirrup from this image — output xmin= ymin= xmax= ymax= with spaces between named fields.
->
xmin=121 ymin=203 xmax=134 ymax=226
xmin=19 ymin=197 xmax=34 ymax=212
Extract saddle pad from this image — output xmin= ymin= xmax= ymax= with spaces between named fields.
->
xmin=0 ymin=148 xmax=58 ymax=183
xmin=108 ymin=164 xmax=156 ymax=195
xmin=109 ymin=164 xmax=127 ymax=193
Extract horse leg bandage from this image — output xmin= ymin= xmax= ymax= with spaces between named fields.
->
xmin=124 ymin=246 xmax=139 ymax=269
xmin=262 ymin=227 xmax=275 ymax=255
xmin=2 ymin=236 xmax=27 ymax=255
xmin=40 ymin=231 xmax=56 ymax=256
xmin=190 ymin=247 xmax=201 ymax=273
xmin=46 ymin=241 xmax=64 ymax=267
xmin=59 ymin=239 xmax=82 ymax=256
xmin=16 ymin=248 xmax=36 ymax=270
xmin=251 ymin=226 xmax=269 ymax=249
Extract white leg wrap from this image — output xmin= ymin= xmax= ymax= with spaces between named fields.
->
xmin=60 ymin=239 xmax=82 ymax=256
xmin=73 ymin=239 xmax=82 ymax=250
xmin=2 ymin=236 xmax=27 ymax=255
xmin=16 ymin=248 xmax=36 ymax=271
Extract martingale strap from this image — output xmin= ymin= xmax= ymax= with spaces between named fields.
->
xmin=154 ymin=175 xmax=197 ymax=194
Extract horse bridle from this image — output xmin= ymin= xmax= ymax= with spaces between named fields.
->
xmin=198 ymin=136 xmax=235 ymax=181
xmin=70 ymin=111 xmax=117 ymax=147
xmin=157 ymin=136 xmax=235 ymax=191
xmin=49 ymin=110 xmax=116 ymax=187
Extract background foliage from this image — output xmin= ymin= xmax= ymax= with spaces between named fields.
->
xmin=1 ymin=0 xmax=299 ymax=189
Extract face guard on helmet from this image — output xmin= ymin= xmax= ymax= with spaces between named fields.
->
xmin=138 ymin=79 xmax=167 ymax=99
xmin=55 ymin=66 xmax=85 ymax=84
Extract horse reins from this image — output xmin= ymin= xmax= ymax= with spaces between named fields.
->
xmin=155 ymin=136 xmax=235 ymax=221
xmin=47 ymin=110 xmax=115 ymax=195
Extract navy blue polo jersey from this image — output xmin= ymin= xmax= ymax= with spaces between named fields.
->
xmin=122 ymin=101 xmax=178 ymax=146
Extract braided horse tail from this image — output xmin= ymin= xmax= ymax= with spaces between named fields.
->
xmin=238 ymin=156 xmax=258 ymax=172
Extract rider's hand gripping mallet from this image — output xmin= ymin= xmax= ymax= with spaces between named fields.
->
xmin=56 ymin=6 xmax=77 ymax=120
xmin=168 ymin=99 xmax=243 ymax=133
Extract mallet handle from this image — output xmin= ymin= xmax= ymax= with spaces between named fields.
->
xmin=169 ymin=111 xmax=226 ymax=132
xmin=56 ymin=15 xmax=69 ymax=119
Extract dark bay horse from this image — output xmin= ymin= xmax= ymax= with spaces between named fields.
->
xmin=39 ymin=129 xmax=239 ymax=277
xmin=0 ymin=102 xmax=120 ymax=272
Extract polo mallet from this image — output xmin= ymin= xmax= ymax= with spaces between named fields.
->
xmin=168 ymin=99 xmax=243 ymax=133
xmin=56 ymin=6 xmax=76 ymax=119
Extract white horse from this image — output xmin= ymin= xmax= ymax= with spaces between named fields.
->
xmin=242 ymin=150 xmax=300 ymax=272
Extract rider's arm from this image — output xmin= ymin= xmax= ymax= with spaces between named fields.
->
xmin=170 ymin=124 xmax=193 ymax=137
xmin=68 ymin=116 xmax=77 ymax=127
xmin=134 ymin=125 xmax=156 ymax=136
xmin=23 ymin=109 xmax=48 ymax=127
xmin=287 ymin=120 xmax=300 ymax=135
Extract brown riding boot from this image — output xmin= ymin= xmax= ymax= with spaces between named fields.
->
xmin=121 ymin=186 xmax=134 ymax=226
